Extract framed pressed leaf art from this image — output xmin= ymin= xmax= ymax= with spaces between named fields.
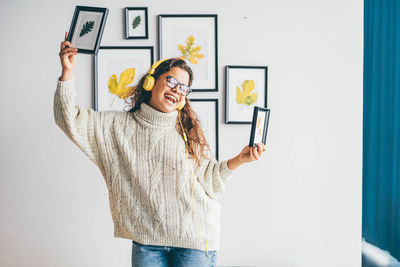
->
xmin=249 ymin=106 xmax=270 ymax=148
xmin=158 ymin=14 xmax=218 ymax=92
xmin=94 ymin=46 xmax=154 ymax=112
xmin=225 ymin=66 xmax=268 ymax=124
xmin=67 ymin=6 xmax=109 ymax=54
xmin=125 ymin=7 xmax=148 ymax=39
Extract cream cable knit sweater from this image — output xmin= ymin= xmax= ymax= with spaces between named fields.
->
xmin=53 ymin=77 xmax=236 ymax=251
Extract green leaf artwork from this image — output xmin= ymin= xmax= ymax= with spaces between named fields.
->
xmin=79 ymin=21 xmax=95 ymax=37
xmin=132 ymin=16 xmax=141 ymax=29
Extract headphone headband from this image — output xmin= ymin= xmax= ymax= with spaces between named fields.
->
xmin=148 ymin=58 xmax=170 ymax=75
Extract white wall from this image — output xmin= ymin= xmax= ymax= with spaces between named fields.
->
xmin=0 ymin=0 xmax=363 ymax=266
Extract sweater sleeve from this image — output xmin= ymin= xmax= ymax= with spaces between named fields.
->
xmin=195 ymin=149 xmax=236 ymax=201
xmin=53 ymin=77 xmax=104 ymax=167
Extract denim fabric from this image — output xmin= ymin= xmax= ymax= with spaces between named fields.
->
xmin=131 ymin=240 xmax=217 ymax=267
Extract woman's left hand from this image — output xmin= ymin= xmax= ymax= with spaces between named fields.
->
xmin=227 ymin=143 xmax=267 ymax=171
xmin=238 ymin=143 xmax=266 ymax=163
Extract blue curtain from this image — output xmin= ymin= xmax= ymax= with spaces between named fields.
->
xmin=363 ymin=0 xmax=400 ymax=261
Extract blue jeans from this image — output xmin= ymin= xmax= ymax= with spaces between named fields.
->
xmin=131 ymin=240 xmax=217 ymax=267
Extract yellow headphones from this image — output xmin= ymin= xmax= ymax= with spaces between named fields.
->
xmin=177 ymin=99 xmax=185 ymax=111
xmin=143 ymin=59 xmax=167 ymax=91
xmin=143 ymin=58 xmax=186 ymax=111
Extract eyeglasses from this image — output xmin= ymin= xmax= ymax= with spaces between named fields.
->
xmin=165 ymin=75 xmax=191 ymax=96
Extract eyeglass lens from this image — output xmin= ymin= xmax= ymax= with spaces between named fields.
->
xmin=166 ymin=76 xmax=190 ymax=96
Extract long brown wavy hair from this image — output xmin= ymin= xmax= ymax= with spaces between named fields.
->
xmin=124 ymin=58 xmax=211 ymax=168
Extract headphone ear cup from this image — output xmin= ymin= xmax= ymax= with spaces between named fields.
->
xmin=143 ymin=75 xmax=155 ymax=91
xmin=177 ymin=98 xmax=186 ymax=110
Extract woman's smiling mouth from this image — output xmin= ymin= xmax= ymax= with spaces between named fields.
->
xmin=164 ymin=93 xmax=178 ymax=104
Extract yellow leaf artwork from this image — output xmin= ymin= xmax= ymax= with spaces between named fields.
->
xmin=177 ymin=35 xmax=204 ymax=64
xmin=108 ymin=68 xmax=136 ymax=108
xmin=257 ymin=117 xmax=262 ymax=136
xmin=236 ymin=80 xmax=257 ymax=106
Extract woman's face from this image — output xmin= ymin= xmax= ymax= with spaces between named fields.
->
xmin=149 ymin=67 xmax=190 ymax=113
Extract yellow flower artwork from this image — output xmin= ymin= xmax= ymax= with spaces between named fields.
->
xmin=177 ymin=35 xmax=204 ymax=64
xmin=108 ymin=68 xmax=136 ymax=107
xmin=236 ymin=80 xmax=257 ymax=106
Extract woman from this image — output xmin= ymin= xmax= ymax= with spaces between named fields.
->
xmin=56 ymin=32 xmax=266 ymax=267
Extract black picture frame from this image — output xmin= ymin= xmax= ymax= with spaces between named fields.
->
xmin=225 ymin=65 xmax=268 ymax=124
xmin=158 ymin=14 xmax=218 ymax=92
xmin=125 ymin=7 xmax=149 ymax=39
xmin=188 ymin=98 xmax=219 ymax=160
xmin=94 ymin=46 xmax=154 ymax=112
xmin=67 ymin=5 xmax=109 ymax=55
xmin=249 ymin=106 xmax=270 ymax=148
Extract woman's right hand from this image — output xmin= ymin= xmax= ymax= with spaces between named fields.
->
xmin=59 ymin=32 xmax=78 ymax=81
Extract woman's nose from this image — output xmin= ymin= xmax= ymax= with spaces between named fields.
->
xmin=170 ymin=86 xmax=179 ymax=94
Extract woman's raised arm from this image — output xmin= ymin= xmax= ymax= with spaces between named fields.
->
xmin=53 ymin=32 xmax=107 ymax=168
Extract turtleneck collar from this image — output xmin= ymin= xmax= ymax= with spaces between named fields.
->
xmin=133 ymin=102 xmax=178 ymax=128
